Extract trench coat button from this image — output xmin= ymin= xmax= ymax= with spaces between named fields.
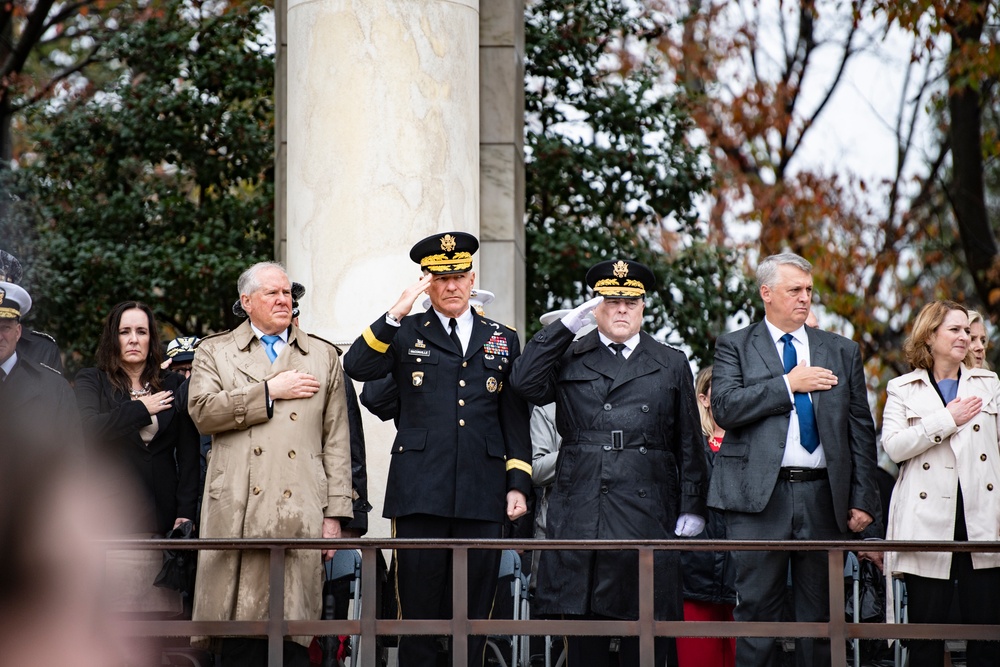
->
xmin=981 ymin=454 xmax=988 ymax=461
xmin=601 ymin=485 xmax=609 ymax=494
xmin=290 ymin=412 xmax=298 ymax=421
xmin=459 ymin=380 xmax=466 ymax=387
xmin=459 ymin=399 xmax=465 ymax=407
xmin=459 ymin=419 xmax=466 ymax=426
xmin=919 ymin=492 xmax=927 ymax=499
xmin=288 ymin=451 xmax=296 ymax=459
xmin=641 ymin=405 xmax=649 ymax=413
xmin=462 ymin=361 xmax=467 ymax=368
xmin=638 ymin=490 xmax=647 ymax=498
xmin=933 ymin=436 xmax=942 ymax=443
xmin=639 ymin=446 xmax=647 ymax=454
xmin=988 ymin=484 xmax=994 ymax=491
xmin=603 ymin=403 xmax=612 ymax=411
xmin=922 ymin=462 xmax=930 ymax=470
xmin=603 ymin=445 xmax=611 ymax=451
xmin=253 ymin=447 xmax=262 ymax=456
xmin=283 ymin=490 xmax=291 ymax=498
xmin=253 ymin=486 xmax=261 ymax=495
xmin=973 ymin=424 xmax=980 ymax=432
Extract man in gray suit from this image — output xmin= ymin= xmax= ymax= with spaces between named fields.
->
xmin=709 ymin=252 xmax=881 ymax=667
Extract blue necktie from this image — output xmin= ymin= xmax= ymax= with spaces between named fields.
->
xmin=261 ymin=334 xmax=281 ymax=363
xmin=780 ymin=333 xmax=820 ymax=453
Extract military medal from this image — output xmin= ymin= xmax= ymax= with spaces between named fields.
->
xmin=486 ymin=377 xmax=498 ymax=393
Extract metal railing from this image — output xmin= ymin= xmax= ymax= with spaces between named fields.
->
xmin=106 ymin=537 xmax=1000 ymax=666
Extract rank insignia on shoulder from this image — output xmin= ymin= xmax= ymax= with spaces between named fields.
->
xmin=486 ymin=377 xmax=498 ymax=393
xmin=412 ymin=371 xmax=424 ymax=387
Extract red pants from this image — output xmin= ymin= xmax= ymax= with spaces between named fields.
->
xmin=676 ymin=599 xmax=736 ymax=667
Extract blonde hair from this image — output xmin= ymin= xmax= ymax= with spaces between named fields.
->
xmin=695 ymin=366 xmax=716 ymax=439
xmin=903 ymin=301 xmax=970 ymax=370
xmin=968 ymin=309 xmax=992 ymax=370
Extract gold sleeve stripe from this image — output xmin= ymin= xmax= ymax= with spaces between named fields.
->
xmin=506 ymin=459 xmax=532 ymax=476
xmin=362 ymin=326 xmax=390 ymax=353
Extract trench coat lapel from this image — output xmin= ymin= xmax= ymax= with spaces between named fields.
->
xmin=579 ymin=332 xmax=623 ymax=381
xmin=233 ymin=319 xmax=270 ymax=381
xmin=608 ymin=334 xmax=658 ymax=393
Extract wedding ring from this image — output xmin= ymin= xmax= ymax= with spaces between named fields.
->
xmin=159 ymin=400 xmax=166 ymax=405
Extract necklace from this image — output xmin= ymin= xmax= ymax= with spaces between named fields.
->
xmin=128 ymin=383 xmax=151 ymax=398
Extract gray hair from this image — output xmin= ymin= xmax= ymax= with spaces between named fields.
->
xmin=238 ymin=261 xmax=287 ymax=297
xmin=756 ymin=253 xmax=812 ymax=290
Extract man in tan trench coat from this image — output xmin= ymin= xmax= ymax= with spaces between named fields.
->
xmin=188 ymin=261 xmax=353 ymax=667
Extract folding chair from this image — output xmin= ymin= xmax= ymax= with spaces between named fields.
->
xmin=486 ymin=549 xmax=530 ymax=667
xmin=844 ymin=552 xmax=861 ymax=667
xmin=324 ymin=548 xmax=363 ymax=664
xmin=893 ymin=576 xmax=908 ymax=667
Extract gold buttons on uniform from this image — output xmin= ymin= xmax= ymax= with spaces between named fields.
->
xmin=459 ymin=380 xmax=466 ymax=387
xmin=923 ymin=463 xmax=930 ymax=470
xmin=416 ymin=358 xmax=422 ymax=363
xmin=459 ymin=419 xmax=466 ymax=426
xmin=253 ymin=447 xmax=262 ymax=456
xmin=462 ymin=361 xmax=468 ymax=368
xmin=283 ymin=490 xmax=292 ymax=498
xmin=459 ymin=399 xmax=465 ymax=406
xmin=253 ymin=486 xmax=261 ymax=495
xmin=288 ymin=451 xmax=296 ymax=459
xmin=398 ymin=446 xmax=404 ymax=452
xmin=919 ymin=492 xmax=927 ymax=499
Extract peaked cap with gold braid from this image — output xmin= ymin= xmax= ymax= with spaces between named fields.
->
xmin=585 ymin=259 xmax=655 ymax=299
xmin=0 ymin=281 xmax=31 ymax=320
xmin=409 ymin=231 xmax=479 ymax=275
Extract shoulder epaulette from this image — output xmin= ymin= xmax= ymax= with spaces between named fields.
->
xmin=306 ymin=332 xmax=339 ymax=349
xmin=504 ymin=323 xmax=517 ymax=332
xmin=197 ymin=329 xmax=231 ymax=344
xmin=30 ymin=330 xmax=58 ymax=343
xmin=38 ymin=362 xmax=63 ymax=375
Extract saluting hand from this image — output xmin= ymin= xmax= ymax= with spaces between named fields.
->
xmin=387 ymin=273 xmax=434 ymax=321
xmin=267 ymin=371 xmax=321 ymax=400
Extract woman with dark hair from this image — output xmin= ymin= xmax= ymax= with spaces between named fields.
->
xmin=882 ymin=300 xmax=1000 ymax=667
xmin=74 ymin=301 xmax=199 ymax=661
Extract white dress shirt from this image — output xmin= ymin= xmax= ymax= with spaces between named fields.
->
xmin=597 ymin=331 xmax=640 ymax=359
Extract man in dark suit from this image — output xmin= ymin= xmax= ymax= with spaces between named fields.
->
xmin=343 ymin=231 xmax=532 ymax=667
xmin=709 ymin=252 xmax=881 ymax=667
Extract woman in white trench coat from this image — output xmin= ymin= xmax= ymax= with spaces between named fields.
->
xmin=882 ymin=301 xmax=1000 ymax=667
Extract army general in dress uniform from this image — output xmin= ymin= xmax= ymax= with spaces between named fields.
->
xmin=343 ymin=232 xmax=532 ymax=667
xmin=510 ymin=259 xmax=708 ymax=667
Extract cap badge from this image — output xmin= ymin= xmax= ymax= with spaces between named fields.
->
xmin=441 ymin=234 xmax=457 ymax=252
xmin=613 ymin=261 xmax=629 ymax=278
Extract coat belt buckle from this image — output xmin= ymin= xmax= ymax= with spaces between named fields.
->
xmin=611 ymin=430 xmax=624 ymax=450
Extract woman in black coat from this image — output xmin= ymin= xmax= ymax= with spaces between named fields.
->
xmin=75 ymin=301 xmax=200 ymax=536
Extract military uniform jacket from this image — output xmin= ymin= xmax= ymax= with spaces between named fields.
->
xmin=344 ymin=310 xmax=532 ymax=522
xmin=509 ymin=321 xmax=708 ymax=620
xmin=0 ymin=354 xmax=80 ymax=450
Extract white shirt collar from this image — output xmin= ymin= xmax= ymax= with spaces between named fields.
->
xmin=249 ymin=322 xmax=288 ymax=342
xmin=433 ymin=305 xmax=474 ymax=332
xmin=0 ymin=351 xmax=17 ymax=377
xmin=764 ymin=319 xmax=806 ymax=346
xmin=598 ymin=331 xmax=641 ymax=353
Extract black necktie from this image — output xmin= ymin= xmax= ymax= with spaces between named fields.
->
xmin=609 ymin=342 xmax=626 ymax=366
xmin=449 ymin=318 xmax=463 ymax=354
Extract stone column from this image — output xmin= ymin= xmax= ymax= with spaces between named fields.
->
xmin=284 ymin=0 xmax=482 ymax=536
xmin=478 ymin=0 xmax=525 ymax=333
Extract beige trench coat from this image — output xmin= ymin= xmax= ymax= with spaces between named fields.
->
xmin=188 ymin=320 xmax=353 ymax=648
xmin=881 ymin=365 xmax=1000 ymax=622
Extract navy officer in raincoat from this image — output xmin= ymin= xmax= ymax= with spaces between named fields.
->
xmin=510 ymin=259 xmax=708 ymax=667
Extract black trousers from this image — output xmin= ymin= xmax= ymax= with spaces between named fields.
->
xmin=903 ymin=488 xmax=1000 ymax=667
xmin=726 ymin=477 xmax=844 ymax=667
xmin=392 ymin=514 xmax=502 ymax=667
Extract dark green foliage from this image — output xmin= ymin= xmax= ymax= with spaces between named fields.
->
xmin=4 ymin=2 xmax=274 ymax=374
xmin=524 ymin=0 xmax=757 ymax=365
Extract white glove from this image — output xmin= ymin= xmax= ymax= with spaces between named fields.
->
xmin=560 ymin=296 xmax=603 ymax=334
xmin=674 ymin=513 xmax=706 ymax=537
